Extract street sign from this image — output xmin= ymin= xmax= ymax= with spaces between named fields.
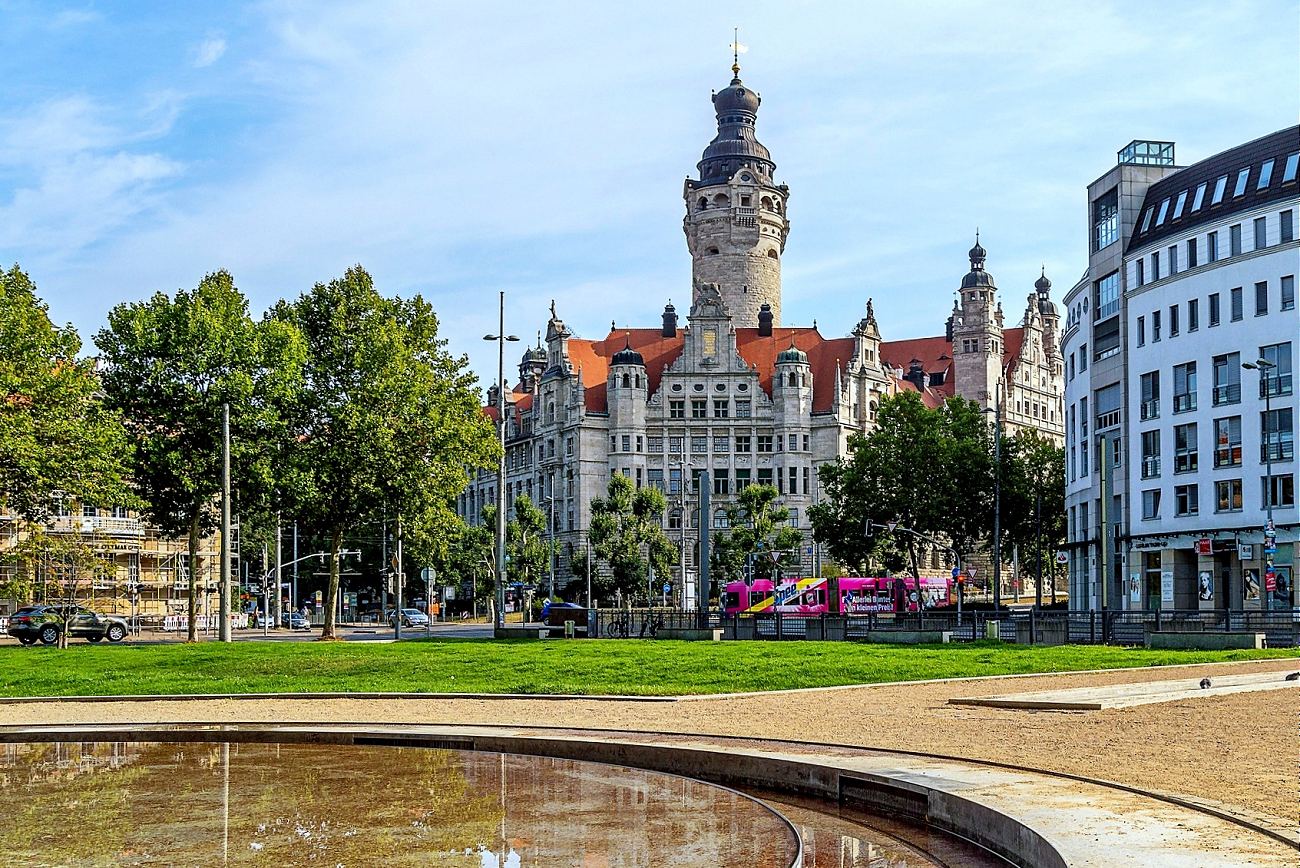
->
xmin=1196 ymin=538 xmax=1212 ymax=556
xmin=965 ymin=566 xmax=977 ymax=579
xmin=1055 ymin=551 xmax=1068 ymax=565
xmin=951 ymin=567 xmax=961 ymax=579
xmin=663 ymin=583 xmax=671 ymax=594
xmin=886 ymin=520 xmax=898 ymax=532
xmin=1238 ymin=544 xmax=1254 ymax=560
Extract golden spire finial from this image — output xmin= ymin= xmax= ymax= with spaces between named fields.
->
xmin=731 ymin=27 xmax=742 ymax=77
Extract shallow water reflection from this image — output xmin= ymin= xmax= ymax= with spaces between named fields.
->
xmin=0 ymin=741 xmax=799 ymax=867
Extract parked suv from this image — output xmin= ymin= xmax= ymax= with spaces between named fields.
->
xmin=6 ymin=605 xmax=129 ymax=645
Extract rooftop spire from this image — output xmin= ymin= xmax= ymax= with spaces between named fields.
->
xmin=730 ymin=27 xmax=743 ymax=80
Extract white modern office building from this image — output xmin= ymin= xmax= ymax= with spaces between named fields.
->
xmin=1064 ymin=127 xmax=1298 ymax=612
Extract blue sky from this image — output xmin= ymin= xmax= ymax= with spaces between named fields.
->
xmin=2 ymin=0 xmax=1296 ymax=387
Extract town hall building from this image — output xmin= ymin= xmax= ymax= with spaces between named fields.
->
xmin=459 ymin=60 xmax=1065 ymax=592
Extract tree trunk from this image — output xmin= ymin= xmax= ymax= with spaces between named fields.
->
xmin=187 ymin=511 xmax=200 ymax=642
xmin=320 ymin=527 xmax=342 ymax=639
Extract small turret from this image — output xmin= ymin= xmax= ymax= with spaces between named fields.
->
xmin=661 ymin=301 xmax=678 ymax=337
xmin=757 ymin=303 xmax=773 ymax=336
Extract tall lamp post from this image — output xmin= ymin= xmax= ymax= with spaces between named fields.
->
xmin=1243 ymin=358 xmax=1277 ymax=611
xmin=541 ymin=495 xmax=556 ymax=599
xmin=484 ymin=292 xmax=520 ymax=628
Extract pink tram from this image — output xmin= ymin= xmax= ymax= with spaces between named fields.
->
xmin=722 ymin=576 xmax=954 ymax=615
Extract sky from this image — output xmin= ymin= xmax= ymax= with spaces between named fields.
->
xmin=2 ymin=0 xmax=1296 ymax=388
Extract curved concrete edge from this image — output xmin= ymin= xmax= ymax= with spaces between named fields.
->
xmin=0 ymin=690 xmax=675 ymax=704
xmin=3 ymin=724 xmax=1291 ymax=867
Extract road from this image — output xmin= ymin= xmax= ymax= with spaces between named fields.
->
xmin=0 ymin=621 xmax=494 ymax=646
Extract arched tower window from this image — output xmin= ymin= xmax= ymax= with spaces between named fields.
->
xmin=712 ymin=193 xmax=728 ymax=206
xmin=761 ymin=196 xmax=773 ymax=210
xmin=766 ymin=249 xmax=778 ymax=259
xmin=707 ymin=246 xmax=720 ymax=255
xmin=788 ymin=372 xmax=797 ymax=387
xmin=621 ymin=373 xmax=631 ymax=388
xmin=697 ymin=197 xmax=708 ymax=210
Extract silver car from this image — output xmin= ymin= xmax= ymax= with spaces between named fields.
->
xmin=387 ymin=608 xmax=429 ymax=628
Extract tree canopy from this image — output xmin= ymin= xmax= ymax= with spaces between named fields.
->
xmin=710 ymin=484 xmax=803 ymax=585
xmin=0 ymin=264 xmax=131 ymax=521
xmin=271 ymin=266 xmax=497 ymax=637
xmin=585 ymin=474 xmax=675 ymax=604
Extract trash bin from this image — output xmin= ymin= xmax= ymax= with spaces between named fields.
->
xmin=985 ymin=619 xmax=1001 ymax=641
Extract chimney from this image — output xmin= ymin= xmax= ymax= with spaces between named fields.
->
xmin=758 ymin=303 xmax=773 ymax=337
xmin=661 ymin=302 xmax=678 ymax=337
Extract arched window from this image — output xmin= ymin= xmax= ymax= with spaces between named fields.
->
xmin=621 ymin=373 xmax=631 ymax=388
xmin=788 ymin=372 xmax=797 ymax=387
xmin=714 ymin=508 xmax=730 ymax=529
xmin=698 ymin=197 xmax=708 ymax=210
xmin=761 ymin=196 xmax=773 ymax=210
xmin=707 ymin=246 xmax=720 ymax=255
xmin=766 ymin=249 xmax=778 ymax=259
xmin=634 ymin=374 xmax=642 ymax=388
xmin=712 ymin=193 xmax=728 ymax=206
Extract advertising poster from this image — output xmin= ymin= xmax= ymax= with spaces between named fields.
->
xmin=1160 ymin=570 xmax=1174 ymax=605
xmin=1198 ymin=571 xmax=1213 ymax=601
xmin=1128 ymin=573 xmax=1141 ymax=605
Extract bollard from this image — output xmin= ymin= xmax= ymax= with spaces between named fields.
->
xmin=564 ymin=620 xmax=575 ymax=639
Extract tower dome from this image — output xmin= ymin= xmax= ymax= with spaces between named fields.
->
xmin=776 ymin=338 xmax=807 ymax=365
xmin=697 ymin=62 xmax=774 ymax=185
xmin=1034 ymin=267 xmax=1052 ymax=293
xmin=611 ymin=336 xmax=644 ymax=367
xmin=961 ymin=231 xmax=996 ymax=289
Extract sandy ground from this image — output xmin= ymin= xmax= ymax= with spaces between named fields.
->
xmin=1 ymin=657 xmax=1296 ymax=822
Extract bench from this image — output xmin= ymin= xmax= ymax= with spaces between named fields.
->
xmin=1144 ymin=630 xmax=1266 ymax=650
xmin=860 ymin=630 xmax=953 ymax=644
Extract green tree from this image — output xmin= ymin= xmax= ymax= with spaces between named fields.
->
xmin=435 ymin=516 xmax=495 ymax=615
xmin=12 ymin=528 xmax=112 ymax=648
xmin=505 ymin=494 xmax=558 ymax=594
xmin=97 ymin=270 xmax=302 ymax=641
xmin=1001 ymin=430 xmax=1066 ymax=601
xmin=587 ymin=474 xmax=675 ymax=604
xmin=710 ymin=484 xmax=803 ymax=585
xmin=0 ymin=265 xmax=131 ymax=521
xmin=272 ymin=266 xmax=496 ymax=638
xmin=810 ymin=392 xmax=994 ymax=579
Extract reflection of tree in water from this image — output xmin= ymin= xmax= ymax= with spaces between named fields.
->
xmin=0 ymin=742 xmax=147 ymax=865
xmin=0 ymin=743 xmax=503 ymax=867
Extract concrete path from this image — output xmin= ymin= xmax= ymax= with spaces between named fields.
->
xmin=950 ymin=670 xmax=1300 ymax=710
xmin=1 ymin=722 xmax=1292 ymax=867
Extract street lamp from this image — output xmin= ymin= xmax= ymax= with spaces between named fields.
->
xmin=483 ymin=291 xmax=520 ymax=629
xmin=1243 ymin=358 xmax=1277 ymax=611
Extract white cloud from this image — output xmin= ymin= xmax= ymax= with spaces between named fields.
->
xmin=193 ymin=36 xmax=227 ymax=68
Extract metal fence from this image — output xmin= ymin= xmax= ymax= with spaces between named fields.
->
xmin=584 ymin=607 xmax=1300 ymax=647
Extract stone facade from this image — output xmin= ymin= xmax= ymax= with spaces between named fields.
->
xmin=459 ymin=64 xmax=1065 ymax=596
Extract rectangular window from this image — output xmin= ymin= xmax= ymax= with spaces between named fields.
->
xmin=1095 ymin=383 xmax=1121 ymax=430
xmin=1229 ymin=223 xmax=1242 ymax=256
xmin=1141 ymin=430 xmax=1161 ymax=479
xmin=1214 ymin=416 xmax=1242 ymax=468
xmin=1174 ymin=484 xmax=1199 ymax=516
xmin=713 ymin=470 xmax=730 ymax=495
xmin=1231 ymin=287 xmax=1243 ymax=321
xmin=647 ymin=468 xmax=664 ymax=491
xmin=1155 ymin=197 xmax=1170 ymax=226
xmin=735 ymin=434 xmax=752 ymax=453
xmin=1094 ymin=271 xmax=1120 ymax=319
xmin=1151 ymin=309 xmax=1161 ymax=342
xmin=691 ymin=468 xmax=706 ymax=493
xmin=1213 ymin=353 xmax=1241 ymax=405
xmin=1208 ymin=292 xmax=1220 ymax=326
xmin=803 ymin=434 xmax=810 ymax=452
xmin=1254 ymin=216 xmax=1268 ymax=250
xmin=1079 ymin=344 xmax=1088 ymax=371
xmin=1140 ymin=371 xmax=1160 ymax=420
xmin=735 ymin=468 xmax=751 ymax=490
xmin=691 ymin=399 xmax=707 ymax=419
xmin=621 ymin=434 xmax=631 ymax=452
xmin=1255 ymin=281 xmax=1268 ymax=316
xmin=1284 ymin=152 xmax=1300 ymax=184
xmin=1140 ymin=207 xmax=1154 ymax=234
xmin=1264 ymin=474 xmax=1296 ymax=509
xmin=756 ymin=467 xmax=772 ymax=487
xmin=1141 ymin=489 xmax=1161 ymax=520
xmin=1168 ymin=304 xmax=1179 ymax=336
xmin=1136 ymin=257 xmax=1145 ymax=287
xmin=1211 ymin=175 xmax=1228 ymax=204
xmin=1173 ymin=362 xmax=1197 ymax=412
xmin=788 ymin=466 xmax=798 ymax=494
xmin=1233 ymin=168 xmax=1249 ymax=197
xmin=1283 ymin=210 xmax=1295 ymax=243
xmin=669 ymin=399 xmax=685 ymax=419
xmin=1258 ymin=159 xmax=1274 ymax=189
xmin=647 ymin=436 xmax=662 ymax=453
xmin=1207 ymin=231 xmax=1219 ymax=262
xmin=1282 ymin=275 xmax=1295 ymax=311
xmin=1150 ymin=252 xmax=1160 ymax=281
xmin=757 ymin=434 xmax=774 ymax=453
xmin=1215 ymin=479 xmax=1243 ymax=513
xmin=690 ymin=435 xmax=708 ymax=454
xmin=803 ymin=466 xmax=810 ymax=495
xmin=1168 ymin=244 xmax=1178 ymax=274
xmin=668 ymin=468 xmax=682 ymax=494
xmin=1092 ymin=188 xmax=1119 ymax=250
xmin=713 ymin=399 xmax=729 ymax=418
xmin=669 ymin=435 xmax=684 ymax=454
xmin=713 ymin=435 xmax=730 ymax=453
xmin=735 ymin=399 xmax=751 ymax=418
xmin=1186 ymin=238 xmax=1198 ymax=268
xmin=1172 ymin=190 xmax=1188 ymax=220
xmin=1191 ymin=182 xmax=1207 ymax=212
xmin=1174 ymin=422 xmax=1198 ymax=473
xmin=1259 ymin=342 xmax=1293 ymax=397
xmin=1136 ymin=315 xmax=1145 ymax=347
xmin=1262 ymin=408 xmax=1294 ymax=462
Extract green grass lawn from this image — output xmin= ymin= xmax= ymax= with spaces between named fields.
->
xmin=1 ymin=639 xmax=1296 ymax=698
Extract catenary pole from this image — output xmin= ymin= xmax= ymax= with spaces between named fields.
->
xmin=219 ymin=402 xmax=232 ymax=642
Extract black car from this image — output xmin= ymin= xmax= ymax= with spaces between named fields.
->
xmin=6 ymin=605 xmax=129 ymax=645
